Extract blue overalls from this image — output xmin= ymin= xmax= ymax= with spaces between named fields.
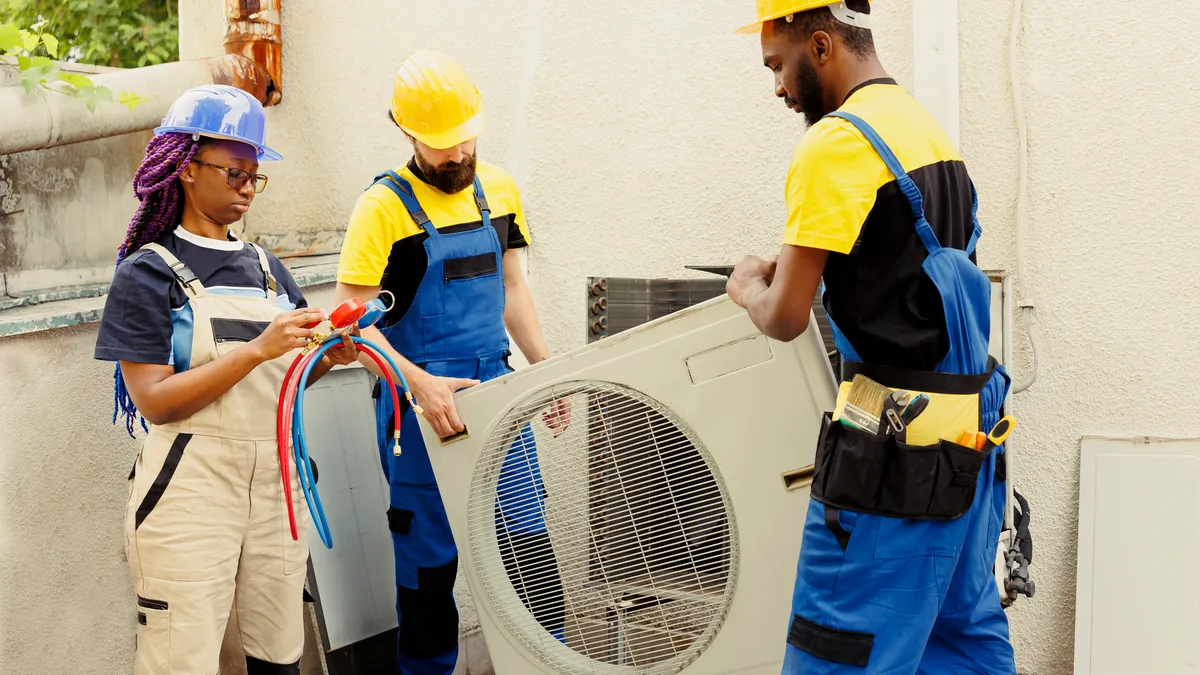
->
xmin=783 ymin=113 xmax=1016 ymax=674
xmin=369 ymin=170 xmax=565 ymax=674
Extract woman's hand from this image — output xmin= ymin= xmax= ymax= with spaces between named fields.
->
xmin=411 ymin=371 xmax=479 ymax=438
xmin=321 ymin=324 xmax=360 ymax=368
xmin=249 ymin=308 xmax=325 ymax=362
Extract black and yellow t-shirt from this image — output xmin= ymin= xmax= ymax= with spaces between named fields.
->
xmin=786 ymin=79 xmax=977 ymax=370
xmin=337 ymin=158 xmax=531 ymax=324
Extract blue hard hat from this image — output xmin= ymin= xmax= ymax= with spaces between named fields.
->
xmin=154 ymin=84 xmax=283 ymax=161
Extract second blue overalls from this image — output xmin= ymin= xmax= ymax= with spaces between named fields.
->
xmin=783 ymin=113 xmax=1017 ymax=675
xmin=369 ymin=170 xmax=566 ymax=674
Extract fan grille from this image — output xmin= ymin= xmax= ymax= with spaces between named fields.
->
xmin=468 ymin=381 xmax=739 ymax=674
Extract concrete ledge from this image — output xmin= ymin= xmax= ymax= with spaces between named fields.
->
xmin=0 ymin=258 xmax=339 ymax=339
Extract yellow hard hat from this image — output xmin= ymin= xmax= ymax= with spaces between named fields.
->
xmin=390 ymin=51 xmax=486 ymax=150
xmin=735 ymin=0 xmax=873 ymax=35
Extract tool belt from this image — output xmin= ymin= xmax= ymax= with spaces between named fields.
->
xmin=810 ymin=357 xmax=1000 ymax=521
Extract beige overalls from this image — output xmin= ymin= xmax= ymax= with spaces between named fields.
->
xmin=124 ymin=242 xmax=310 ymax=674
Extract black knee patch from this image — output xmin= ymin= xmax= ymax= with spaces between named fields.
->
xmin=387 ymin=508 xmax=414 ymax=535
xmin=499 ymin=531 xmax=565 ymax=633
xmin=246 ymin=655 xmax=300 ymax=674
xmin=397 ymin=558 xmax=459 ymax=659
xmin=787 ymin=614 xmax=874 ymax=667
xmin=309 ymin=457 xmax=318 ymax=485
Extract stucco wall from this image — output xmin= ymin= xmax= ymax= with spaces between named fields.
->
xmin=171 ymin=2 xmax=1200 ymax=674
xmin=0 ymin=323 xmax=139 ymax=674
xmin=0 ymin=285 xmax=334 ymax=675
xmin=0 ymin=64 xmax=148 ymax=291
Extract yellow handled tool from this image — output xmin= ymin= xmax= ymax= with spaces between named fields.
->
xmin=981 ymin=416 xmax=1016 ymax=453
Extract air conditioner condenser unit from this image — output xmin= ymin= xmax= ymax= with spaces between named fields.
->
xmin=423 ymin=295 xmax=838 ymax=674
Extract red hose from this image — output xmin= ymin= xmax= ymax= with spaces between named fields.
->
xmin=277 ymin=347 xmax=323 ymax=539
xmin=277 ymin=342 xmax=406 ymax=541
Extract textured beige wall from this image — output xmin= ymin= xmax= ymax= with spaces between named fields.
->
xmin=0 ymin=286 xmax=335 ymax=675
xmin=0 ymin=324 xmax=141 ymax=674
xmin=0 ymin=65 xmax=149 ymax=289
xmin=961 ymin=3 xmax=1200 ymax=672
xmin=173 ymin=2 xmax=1200 ymax=674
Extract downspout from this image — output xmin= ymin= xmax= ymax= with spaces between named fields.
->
xmin=0 ymin=0 xmax=282 ymax=157
xmin=224 ymin=0 xmax=283 ymax=106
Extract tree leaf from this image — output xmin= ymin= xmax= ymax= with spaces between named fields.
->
xmin=0 ymin=23 xmax=23 ymax=52
xmin=79 ymin=85 xmax=114 ymax=112
xmin=31 ymin=56 xmax=53 ymax=68
xmin=60 ymin=72 xmax=93 ymax=90
xmin=19 ymin=67 xmax=43 ymax=94
xmin=17 ymin=55 xmax=32 ymax=70
xmin=40 ymin=33 xmax=59 ymax=59
xmin=39 ymin=63 xmax=61 ymax=83
xmin=6 ymin=0 xmax=179 ymax=69
xmin=22 ymin=30 xmax=39 ymax=52
xmin=117 ymin=91 xmax=146 ymax=111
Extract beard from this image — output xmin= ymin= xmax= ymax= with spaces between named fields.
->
xmin=786 ymin=58 xmax=828 ymax=127
xmin=415 ymin=149 xmax=478 ymax=194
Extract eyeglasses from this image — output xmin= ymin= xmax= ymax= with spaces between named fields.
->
xmin=191 ymin=160 xmax=269 ymax=194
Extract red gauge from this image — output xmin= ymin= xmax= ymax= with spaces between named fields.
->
xmin=329 ymin=297 xmax=367 ymax=330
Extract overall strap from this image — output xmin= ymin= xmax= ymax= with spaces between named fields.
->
xmin=965 ymin=180 xmax=983 ymax=256
xmin=141 ymin=243 xmax=206 ymax=298
xmin=247 ymin=242 xmax=278 ymax=301
xmin=826 ymin=111 xmax=942 ymax=255
xmin=818 ymin=280 xmax=863 ymax=364
xmin=473 ymin=176 xmax=492 ymax=230
xmin=372 ymin=170 xmax=438 ymax=238
xmin=472 ymin=176 xmax=490 ymax=217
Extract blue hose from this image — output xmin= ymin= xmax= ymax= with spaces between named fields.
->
xmin=291 ymin=334 xmax=413 ymax=549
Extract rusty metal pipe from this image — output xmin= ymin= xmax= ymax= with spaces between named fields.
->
xmin=225 ymin=0 xmax=282 ymax=105
xmin=0 ymin=54 xmax=274 ymax=157
xmin=0 ymin=0 xmax=282 ymax=156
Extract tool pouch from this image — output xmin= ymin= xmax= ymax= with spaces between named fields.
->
xmin=810 ymin=357 xmax=1000 ymax=521
xmin=811 ymin=413 xmax=989 ymax=520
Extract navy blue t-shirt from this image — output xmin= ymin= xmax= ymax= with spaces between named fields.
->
xmin=95 ymin=227 xmax=307 ymax=370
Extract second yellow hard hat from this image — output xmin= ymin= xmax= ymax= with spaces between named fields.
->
xmin=735 ymin=0 xmax=873 ymax=35
xmin=390 ymin=51 xmax=486 ymax=150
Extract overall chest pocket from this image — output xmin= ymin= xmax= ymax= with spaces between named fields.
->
xmin=441 ymin=253 xmax=502 ymax=322
xmin=443 ymin=253 xmax=498 ymax=282
xmin=209 ymin=317 xmax=283 ymax=434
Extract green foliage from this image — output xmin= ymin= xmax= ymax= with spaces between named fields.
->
xmin=4 ymin=0 xmax=179 ymax=69
xmin=2 ymin=20 xmax=147 ymax=112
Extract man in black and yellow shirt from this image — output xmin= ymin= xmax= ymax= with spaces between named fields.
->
xmin=334 ymin=52 xmax=568 ymax=674
xmin=730 ymin=2 xmax=1017 ymax=674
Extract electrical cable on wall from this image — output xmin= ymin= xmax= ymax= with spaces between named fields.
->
xmin=1009 ymin=0 xmax=1040 ymax=395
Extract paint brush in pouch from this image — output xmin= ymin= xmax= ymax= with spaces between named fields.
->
xmin=838 ymin=374 xmax=892 ymax=435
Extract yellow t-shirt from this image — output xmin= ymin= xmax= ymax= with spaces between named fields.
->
xmin=337 ymin=159 xmax=530 ymax=319
xmin=786 ymin=79 xmax=978 ymax=370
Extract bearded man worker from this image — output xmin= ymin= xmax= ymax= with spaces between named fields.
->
xmin=333 ymin=51 xmax=570 ymax=674
xmin=727 ymin=2 xmax=1017 ymax=674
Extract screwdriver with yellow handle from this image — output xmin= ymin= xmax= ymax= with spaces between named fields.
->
xmin=956 ymin=416 xmax=1016 ymax=452
xmin=981 ymin=416 xmax=1016 ymax=453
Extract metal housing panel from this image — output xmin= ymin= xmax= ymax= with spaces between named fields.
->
xmin=300 ymin=367 xmax=398 ymax=652
xmin=427 ymin=295 xmax=838 ymax=674
xmin=1075 ymin=438 xmax=1200 ymax=674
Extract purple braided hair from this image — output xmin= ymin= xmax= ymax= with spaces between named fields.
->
xmin=113 ymin=132 xmax=201 ymax=437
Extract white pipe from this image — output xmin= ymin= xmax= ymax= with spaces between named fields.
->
xmin=912 ymin=0 xmax=960 ymax=148
xmin=0 ymin=56 xmax=251 ymax=157
xmin=1008 ymin=0 xmax=1039 ymax=394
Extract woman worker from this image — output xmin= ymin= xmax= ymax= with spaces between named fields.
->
xmin=93 ymin=84 xmax=357 ymax=675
